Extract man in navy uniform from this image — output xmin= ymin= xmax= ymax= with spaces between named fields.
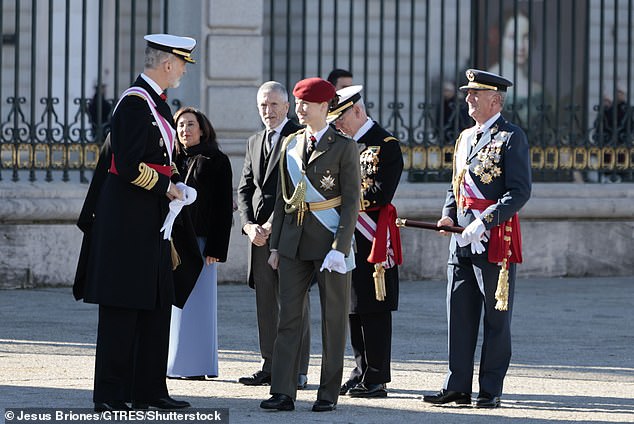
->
xmin=260 ymin=78 xmax=360 ymax=412
xmin=328 ymin=85 xmax=403 ymax=398
xmin=424 ymin=69 xmax=531 ymax=408
xmin=237 ymin=81 xmax=311 ymax=389
xmin=78 ymin=34 xmax=197 ymax=412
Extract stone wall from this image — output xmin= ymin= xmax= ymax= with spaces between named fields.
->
xmin=0 ymin=182 xmax=631 ymax=289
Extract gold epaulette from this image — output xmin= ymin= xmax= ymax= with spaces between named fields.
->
xmin=383 ymin=136 xmax=399 ymax=143
xmin=131 ymin=162 xmax=159 ymax=190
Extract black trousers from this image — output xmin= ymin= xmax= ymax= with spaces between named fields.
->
xmin=444 ymin=254 xmax=515 ymax=397
xmin=93 ymin=304 xmax=171 ymax=402
xmin=348 ymin=311 xmax=392 ymax=384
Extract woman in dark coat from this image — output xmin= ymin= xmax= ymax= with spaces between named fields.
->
xmin=167 ymin=107 xmax=234 ymax=379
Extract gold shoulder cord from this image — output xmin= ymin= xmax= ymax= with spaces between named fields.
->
xmin=452 ymin=133 xmax=467 ymax=210
xmin=279 ymin=135 xmax=308 ymax=225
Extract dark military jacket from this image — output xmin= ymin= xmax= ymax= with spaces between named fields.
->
xmin=269 ymin=126 xmax=360 ymax=261
xmin=442 ymin=115 xmax=532 ymax=258
xmin=351 ymin=122 xmax=404 ymax=314
xmin=76 ymin=76 xmax=200 ymax=309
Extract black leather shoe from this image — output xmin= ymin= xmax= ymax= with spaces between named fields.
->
xmin=260 ymin=393 xmax=294 ymax=411
xmin=423 ymin=389 xmax=471 ymax=405
xmin=132 ymin=397 xmax=190 ymax=410
xmin=94 ymin=401 xmax=131 ymax=412
xmin=239 ymin=370 xmax=271 ymax=386
xmin=297 ymin=374 xmax=308 ymax=389
xmin=348 ymin=382 xmax=388 ymax=398
xmin=476 ymin=394 xmax=501 ymax=408
xmin=339 ymin=378 xmax=360 ymax=395
xmin=312 ymin=399 xmax=336 ymax=412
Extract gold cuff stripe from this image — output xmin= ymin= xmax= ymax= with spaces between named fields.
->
xmin=131 ymin=162 xmax=159 ymax=190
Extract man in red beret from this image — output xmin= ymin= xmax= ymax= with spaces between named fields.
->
xmin=260 ymin=77 xmax=361 ymax=412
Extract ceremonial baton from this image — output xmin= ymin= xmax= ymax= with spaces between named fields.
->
xmin=395 ymin=218 xmax=464 ymax=234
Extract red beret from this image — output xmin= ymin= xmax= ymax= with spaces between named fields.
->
xmin=293 ymin=77 xmax=336 ymax=103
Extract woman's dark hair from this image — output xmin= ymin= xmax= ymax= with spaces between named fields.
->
xmin=173 ymin=106 xmax=219 ymax=154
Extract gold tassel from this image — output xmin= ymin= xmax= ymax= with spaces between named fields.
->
xmin=170 ymin=238 xmax=181 ymax=271
xmin=494 ymin=259 xmax=509 ymax=311
xmin=373 ymin=264 xmax=386 ymax=301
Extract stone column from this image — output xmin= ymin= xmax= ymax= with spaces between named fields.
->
xmin=169 ymin=0 xmax=266 ymax=283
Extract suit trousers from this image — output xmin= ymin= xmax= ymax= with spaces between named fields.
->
xmin=252 ymin=243 xmax=310 ymax=375
xmin=94 ymin=304 xmax=170 ymax=402
xmin=348 ymin=311 xmax=392 ymax=384
xmin=271 ymin=256 xmax=351 ymax=403
xmin=444 ymin=254 xmax=516 ymax=397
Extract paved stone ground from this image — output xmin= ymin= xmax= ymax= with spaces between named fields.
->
xmin=1 ymin=276 xmax=633 ymax=423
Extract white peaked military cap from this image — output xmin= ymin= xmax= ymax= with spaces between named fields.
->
xmin=144 ymin=34 xmax=197 ymax=64
xmin=328 ymin=85 xmax=363 ymax=122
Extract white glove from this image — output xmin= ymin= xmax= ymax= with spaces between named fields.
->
xmin=462 ymin=218 xmax=486 ymax=243
xmin=470 ymin=239 xmax=486 ymax=254
xmin=176 ymin=183 xmax=197 ymax=204
xmin=160 ymin=184 xmax=197 ymax=240
xmin=319 ymin=249 xmax=347 ymax=274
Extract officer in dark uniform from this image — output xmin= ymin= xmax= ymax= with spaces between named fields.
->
xmin=328 ymin=85 xmax=404 ymax=398
xmin=75 ymin=34 xmax=198 ymax=412
xmin=424 ymin=69 xmax=531 ymax=408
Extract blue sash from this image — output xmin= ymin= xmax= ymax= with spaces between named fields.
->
xmin=285 ymin=135 xmax=355 ymax=271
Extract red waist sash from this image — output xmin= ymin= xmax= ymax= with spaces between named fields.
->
xmin=364 ymin=203 xmax=403 ymax=266
xmin=462 ymin=196 xmax=523 ymax=264
xmin=109 ymin=154 xmax=172 ymax=177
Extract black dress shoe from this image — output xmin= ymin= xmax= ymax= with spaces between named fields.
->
xmin=94 ymin=401 xmax=131 ymax=412
xmin=348 ymin=382 xmax=388 ymax=398
xmin=339 ymin=378 xmax=360 ymax=395
xmin=238 ymin=370 xmax=271 ymax=386
xmin=260 ymin=393 xmax=294 ymax=411
xmin=423 ymin=389 xmax=471 ymax=405
xmin=312 ymin=399 xmax=336 ymax=412
xmin=476 ymin=394 xmax=501 ymax=408
xmin=132 ymin=397 xmax=190 ymax=410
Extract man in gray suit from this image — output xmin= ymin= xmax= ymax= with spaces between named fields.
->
xmin=260 ymin=77 xmax=360 ymax=412
xmin=424 ymin=69 xmax=531 ymax=408
xmin=237 ymin=81 xmax=310 ymax=389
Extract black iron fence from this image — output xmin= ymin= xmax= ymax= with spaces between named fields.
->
xmin=1 ymin=0 xmax=633 ymax=183
xmin=265 ymin=0 xmax=634 ymax=182
xmin=0 ymin=0 xmax=170 ymax=182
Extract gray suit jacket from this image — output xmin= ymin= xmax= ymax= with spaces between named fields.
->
xmin=237 ymin=120 xmax=302 ymax=287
